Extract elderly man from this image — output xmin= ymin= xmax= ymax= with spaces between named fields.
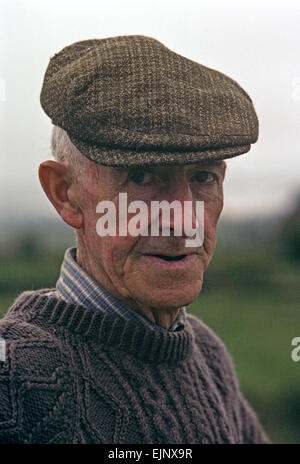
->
xmin=0 ymin=35 xmax=270 ymax=444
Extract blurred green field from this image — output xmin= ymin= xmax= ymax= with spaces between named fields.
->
xmin=0 ymin=246 xmax=299 ymax=443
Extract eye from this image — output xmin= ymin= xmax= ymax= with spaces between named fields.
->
xmin=129 ymin=170 xmax=153 ymax=185
xmin=192 ymin=171 xmax=216 ymax=184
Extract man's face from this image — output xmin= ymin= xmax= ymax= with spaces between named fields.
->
xmin=73 ymin=160 xmax=226 ymax=312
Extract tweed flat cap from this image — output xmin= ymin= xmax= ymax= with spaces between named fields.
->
xmin=40 ymin=35 xmax=259 ymax=167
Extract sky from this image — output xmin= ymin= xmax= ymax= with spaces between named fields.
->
xmin=0 ymin=0 xmax=299 ymax=222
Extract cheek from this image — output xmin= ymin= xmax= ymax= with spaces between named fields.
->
xmin=98 ymin=235 xmax=139 ymax=281
xmin=82 ymin=195 xmax=137 ymax=274
xmin=203 ymin=198 xmax=223 ymax=246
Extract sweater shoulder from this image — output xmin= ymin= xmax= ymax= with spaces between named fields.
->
xmin=0 ymin=290 xmax=73 ymax=378
xmin=2 ymin=289 xmax=56 ymax=319
xmin=0 ymin=289 xmax=62 ymax=349
xmin=187 ymin=312 xmax=232 ymax=355
xmin=186 ymin=313 xmax=240 ymax=392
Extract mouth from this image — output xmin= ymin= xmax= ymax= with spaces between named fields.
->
xmin=141 ymin=253 xmax=198 ymax=269
xmin=149 ymin=254 xmax=187 ymax=261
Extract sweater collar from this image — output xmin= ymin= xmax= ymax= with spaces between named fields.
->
xmin=13 ymin=290 xmax=195 ymax=365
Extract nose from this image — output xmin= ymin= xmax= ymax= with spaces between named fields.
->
xmin=160 ymin=176 xmax=199 ymax=237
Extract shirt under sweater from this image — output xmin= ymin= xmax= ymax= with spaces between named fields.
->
xmin=0 ymin=289 xmax=271 ymax=444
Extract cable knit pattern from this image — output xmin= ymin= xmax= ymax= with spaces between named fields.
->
xmin=0 ymin=289 xmax=270 ymax=444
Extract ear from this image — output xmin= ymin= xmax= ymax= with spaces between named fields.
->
xmin=38 ymin=160 xmax=83 ymax=229
xmin=222 ymin=161 xmax=227 ymax=181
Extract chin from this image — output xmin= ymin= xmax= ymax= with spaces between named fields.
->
xmin=133 ymin=280 xmax=203 ymax=311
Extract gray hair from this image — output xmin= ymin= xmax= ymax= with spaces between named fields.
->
xmin=51 ymin=126 xmax=89 ymax=178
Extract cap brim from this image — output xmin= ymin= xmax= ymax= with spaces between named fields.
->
xmin=69 ymin=135 xmax=252 ymax=167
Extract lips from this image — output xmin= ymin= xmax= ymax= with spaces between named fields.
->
xmin=141 ymin=253 xmax=198 ymax=270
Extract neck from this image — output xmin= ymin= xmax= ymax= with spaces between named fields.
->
xmin=126 ymin=302 xmax=180 ymax=330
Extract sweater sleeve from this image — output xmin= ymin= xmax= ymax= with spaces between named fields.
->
xmin=236 ymin=391 xmax=271 ymax=444
xmin=0 ymin=371 xmax=25 ymax=444
xmin=188 ymin=314 xmax=272 ymax=444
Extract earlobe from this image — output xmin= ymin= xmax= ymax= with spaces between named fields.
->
xmin=38 ymin=160 xmax=83 ymax=229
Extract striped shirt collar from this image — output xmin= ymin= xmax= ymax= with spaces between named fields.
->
xmin=54 ymin=247 xmax=186 ymax=333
